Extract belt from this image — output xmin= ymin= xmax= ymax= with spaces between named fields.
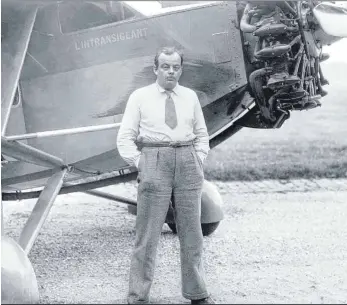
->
xmin=137 ymin=140 xmax=194 ymax=148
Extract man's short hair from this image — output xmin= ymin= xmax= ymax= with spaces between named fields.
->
xmin=154 ymin=46 xmax=184 ymax=69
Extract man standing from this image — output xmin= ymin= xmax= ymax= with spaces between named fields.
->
xmin=117 ymin=46 xmax=214 ymax=304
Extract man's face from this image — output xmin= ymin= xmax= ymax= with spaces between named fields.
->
xmin=154 ymin=52 xmax=182 ymax=90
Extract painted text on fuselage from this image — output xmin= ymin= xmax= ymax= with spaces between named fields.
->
xmin=74 ymin=27 xmax=148 ymax=51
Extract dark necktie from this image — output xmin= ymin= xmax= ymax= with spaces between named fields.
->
xmin=165 ymin=91 xmax=177 ymax=129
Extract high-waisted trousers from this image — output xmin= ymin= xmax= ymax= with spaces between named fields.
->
xmin=127 ymin=145 xmax=209 ymax=304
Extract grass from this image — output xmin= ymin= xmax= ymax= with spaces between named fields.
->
xmin=204 ymin=60 xmax=347 ymax=181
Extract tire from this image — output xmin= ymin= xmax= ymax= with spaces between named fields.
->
xmin=167 ymin=221 xmax=220 ymax=237
xmin=167 ymin=223 xmax=177 ymax=234
xmin=1 ymin=236 xmax=39 ymax=304
xmin=201 ymin=222 xmax=220 ymax=236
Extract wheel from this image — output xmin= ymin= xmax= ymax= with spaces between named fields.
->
xmin=1 ymin=236 xmax=39 ymax=304
xmin=167 ymin=223 xmax=177 ymax=234
xmin=201 ymin=222 xmax=220 ymax=236
xmin=167 ymin=221 xmax=220 ymax=237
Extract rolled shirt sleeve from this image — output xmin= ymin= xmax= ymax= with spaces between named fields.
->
xmin=193 ymin=93 xmax=210 ymax=164
xmin=116 ymin=91 xmax=142 ymax=168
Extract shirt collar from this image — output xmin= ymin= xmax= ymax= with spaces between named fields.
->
xmin=155 ymin=81 xmax=180 ymax=95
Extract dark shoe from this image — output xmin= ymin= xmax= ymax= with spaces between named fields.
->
xmin=191 ymin=296 xmax=215 ymax=304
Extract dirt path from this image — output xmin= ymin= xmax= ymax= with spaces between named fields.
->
xmin=3 ymin=179 xmax=347 ymax=304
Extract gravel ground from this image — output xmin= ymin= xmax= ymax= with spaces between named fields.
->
xmin=2 ymin=179 xmax=347 ymax=304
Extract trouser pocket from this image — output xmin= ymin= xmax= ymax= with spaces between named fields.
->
xmin=191 ymin=150 xmax=203 ymax=172
xmin=137 ymin=149 xmax=159 ymax=183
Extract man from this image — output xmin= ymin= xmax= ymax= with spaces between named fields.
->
xmin=117 ymin=46 xmax=214 ymax=304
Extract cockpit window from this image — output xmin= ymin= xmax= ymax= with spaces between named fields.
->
xmin=58 ymin=1 xmax=136 ymax=34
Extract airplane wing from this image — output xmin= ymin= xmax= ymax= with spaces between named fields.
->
xmin=1 ymin=1 xmax=38 ymax=136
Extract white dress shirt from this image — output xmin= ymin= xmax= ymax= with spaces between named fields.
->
xmin=117 ymin=82 xmax=210 ymax=168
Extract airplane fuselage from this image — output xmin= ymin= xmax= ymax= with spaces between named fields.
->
xmin=3 ymin=1 xmax=252 ymax=191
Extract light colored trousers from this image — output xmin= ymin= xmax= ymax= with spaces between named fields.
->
xmin=127 ymin=145 xmax=209 ymax=304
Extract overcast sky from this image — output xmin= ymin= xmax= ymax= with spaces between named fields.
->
xmin=325 ymin=39 xmax=347 ymax=63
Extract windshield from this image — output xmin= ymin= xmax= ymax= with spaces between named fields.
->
xmin=123 ymin=1 xmax=221 ymax=17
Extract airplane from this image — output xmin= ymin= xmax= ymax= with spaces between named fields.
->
xmin=1 ymin=0 xmax=347 ymax=303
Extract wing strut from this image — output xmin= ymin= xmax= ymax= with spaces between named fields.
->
xmin=18 ymin=169 xmax=68 ymax=255
xmin=1 ymin=4 xmax=38 ymax=136
xmin=1 ymin=137 xmax=65 ymax=168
